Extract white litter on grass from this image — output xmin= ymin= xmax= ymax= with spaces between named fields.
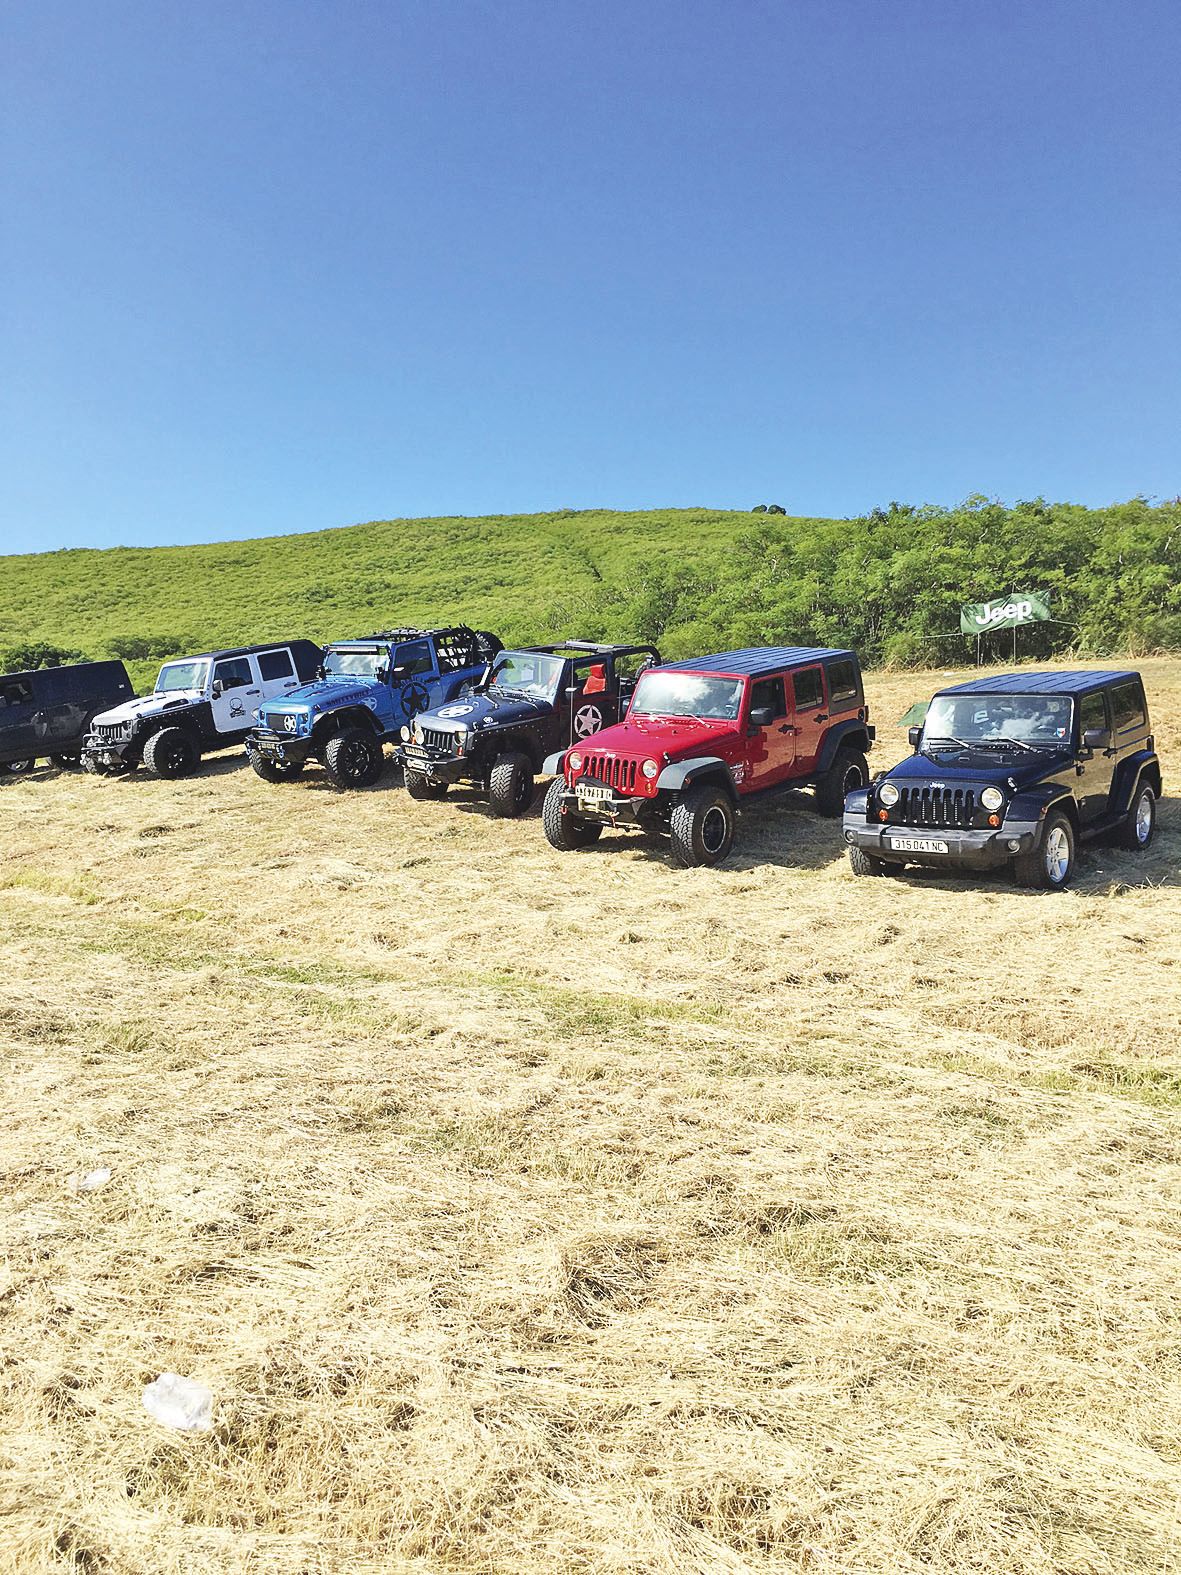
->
xmin=67 ymin=1167 xmax=112 ymax=1193
xmin=142 ymin=1372 xmax=214 ymax=1432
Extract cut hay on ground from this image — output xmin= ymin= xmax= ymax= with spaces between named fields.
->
xmin=1 ymin=659 xmax=1179 ymax=1572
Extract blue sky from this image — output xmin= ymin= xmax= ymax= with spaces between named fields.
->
xmin=2 ymin=0 xmax=1178 ymax=554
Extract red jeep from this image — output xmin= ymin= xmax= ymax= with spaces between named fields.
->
xmin=541 ymin=646 xmax=874 ymax=866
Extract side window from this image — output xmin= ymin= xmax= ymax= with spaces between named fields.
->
xmin=396 ymin=640 xmax=434 ymax=677
xmin=750 ymin=675 xmax=787 ymax=718
xmin=0 ymin=679 xmax=34 ymax=710
xmin=1109 ymin=681 xmax=1146 ymax=734
xmin=1079 ymin=691 xmax=1108 ymax=737
xmin=790 ymin=666 xmax=825 ymax=711
xmin=826 ymin=659 xmax=859 ymax=709
xmin=213 ymin=657 xmax=254 ymax=692
xmin=258 ymin=649 xmax=294 ymax=682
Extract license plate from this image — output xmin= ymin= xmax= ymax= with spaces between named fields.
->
xmin=577 ymin=783 xmax=613 ymax=805
xmin=889 ymin=836 xmax=949 ymax=853
xmin=403 ymin=744 xmax=428 ymax=758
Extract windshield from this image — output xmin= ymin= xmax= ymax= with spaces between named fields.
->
xmin=323 ymin=648 xmax=384 ymax=679
xmin=923 ymin=692 xmax=1074 ymax=748
xmin=631 ymin=671 xmax=744 ymax=721
xmin=487 ymin=652 xmax=565 ymax=702
xmin=155 ymin=660 xmax=209 ymax=693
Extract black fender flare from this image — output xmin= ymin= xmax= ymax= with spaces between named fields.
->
xmin=314 ymin=705 xmax=385 ymax=742
xmin=815 ymin=719 xmax=872 ymax=776
xmin=1110 ymin=750 xmax=1162 ymax=814
xmin=1007 ymin=783 xmax=1079 ymax=842
xmin=656 ymin=757 xmax=739 ymax=805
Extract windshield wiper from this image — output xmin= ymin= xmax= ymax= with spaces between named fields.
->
xmin=924 ymin=735 xmax=973 ymax=751
xmin=978 ymin=734 xmax=1037 ymax=753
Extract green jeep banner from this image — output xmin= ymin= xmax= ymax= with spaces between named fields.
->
xmin=960 ymin=592 xmax=1051 ymax=635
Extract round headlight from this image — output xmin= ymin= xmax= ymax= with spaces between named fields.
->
xmin=399 ymin=725 xmax=411 ymax=742
xmin=642 ymin=758 xmax=660 ymax=779
xmin=878 ymin=782 xmax=899 ymax=807
xmin=981 ymin=786 xmax=1004 ymax=812
xmin=568 ymin=751 xmax=583 ymax=773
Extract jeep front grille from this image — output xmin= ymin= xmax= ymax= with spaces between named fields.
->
xmin=578 ymin=754 xmax=638 ymax=794
xmin=897 ymin=786 xmax=976 ymax=828
xmin=91 ymin=722 xmax=129 ymax=743
xmin=420 ymin=728 xmax=454 ymax=752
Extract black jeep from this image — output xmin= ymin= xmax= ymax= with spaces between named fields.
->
xmin=397 ymin=642 xmax=662 ymax=816
xmin=0 ymin=660 xmax=134 ymax=775
xmin=843 ymin=670 xmax=1162 ymax=889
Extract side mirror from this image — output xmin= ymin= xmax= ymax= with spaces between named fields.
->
xmin=386 ymin=664 xmax=408 ymax=684
xmin=211 ymin=679 xmax=224 ymax=698
xmin=749 ymin=705 xmax=775 ymax=729
xmin=908 ymin=725 xmax=923 ymax=750
xmin=1083 ymin=726 xmax=1111 ymax=752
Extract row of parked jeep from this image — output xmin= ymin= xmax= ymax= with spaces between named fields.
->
xmin=0 ymin=624 xmax=1163 ymax=888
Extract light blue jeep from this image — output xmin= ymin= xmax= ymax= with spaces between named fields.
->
xmin=244 ymin=625 xmax=502 ymax=788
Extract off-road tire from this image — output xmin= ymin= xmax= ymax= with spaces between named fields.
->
xmin=50 ymin=753 xmax=82 ymax=769
xmin=815 ymin=747 xmax=869 ymax=817
xmin=3 ymin=758 xmax=37 ymax=775
xmin=404 ymin=768 xmax=448 ymax=800
xmin=542 ymin=778 xmax=603 ymax=850
xmin=247 ymin=747 xmax=305 ymax=783
xmin=849 ymin=845 xmax=905 ymax=877
xmin=489 ymin=750 xmax=535 ymax=818
xmin=669 ymin=784 xmax=735 ymax=868
xmin=1013 ymin=809 xmax=1075 ymax=890
xmin=1117 ymin=782 xmax=1156 ymax=851
xmin=323 ymin=728 xmax=385 ymax=789
xmin=143 ymin=727 xmax=200 ymax=779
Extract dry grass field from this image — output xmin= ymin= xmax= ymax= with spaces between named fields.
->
xmin=2 ymin=658 xmax=1179 ymax=1574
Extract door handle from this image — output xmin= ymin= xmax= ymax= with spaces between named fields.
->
xmin=246 ymin=689 xmax=261 ymax=694
xmin=778 ymin=724 xmax=796 ymax=734
xmin=814 ymin=713 xmax=828 ymax=722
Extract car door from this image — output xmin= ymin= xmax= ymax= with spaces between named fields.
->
xmin=786 ymin=664 xmax=827 ymax=775
xmin=1107 ymin=678 xmax=1150 ymax=812
xmin=32 ymin=668 xmax=82 ymax=744
xmin=1076 ymin=689 xmax=1114 ymax=823
xmin=0 ymin=676 xmax=38 ymax=761
xmin=568 ymin=659 xmax=615 ymax=744
xmin=210 ymin=655 xmax=260 ymax=735
xmin=745 ymin=674 xmax=795 ymax=789
xmin=255 ymin=648 xmax=302 ymax=705
xmin=390 ymin=639 xmax=437 ymax=723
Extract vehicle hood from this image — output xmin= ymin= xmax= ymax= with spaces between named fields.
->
xmin=92 ymin=691 xmax=204 ymax=726
xmin=883 ymin=745 xmax=1072 ymax=790
xmin=262 ymin=676 xmax=381 ymax=712
xmin=577 ymin=714 xmax=741 ymax=760
xmin=419 ymin=692 xmax=552 ymax=732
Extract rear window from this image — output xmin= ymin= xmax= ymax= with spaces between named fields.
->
xmin=1109 ymin=680 xmax=1146 ymax=733
xmin=826 ymin=659 xmax=860 ymax=707
xmin=258 ymin=649 xmax=294 ymax=681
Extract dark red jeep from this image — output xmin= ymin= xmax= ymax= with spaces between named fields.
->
xmin=541 ymin=646 xmax=874 ymax=866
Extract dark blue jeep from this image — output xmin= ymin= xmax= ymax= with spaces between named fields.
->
xmin=244 ymin=625 xmax=502 ymax=789
xmin=843 ymin=670 xmax=1162 ymax=889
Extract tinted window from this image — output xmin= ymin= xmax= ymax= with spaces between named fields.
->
xmin=791 ymin=667 xmax=824 ymax=710
xmin=750 ymin=675 xmax=787 ymax=718
xmin=258 ymin=649 xmax=294 ymax=681
xmin=1079 ymin=691 xmax=1108 ymax=736
xmin=1109 ymin=681 xmax=1146 ymax=733
xmin=0 ymin=679 xmax=34 ymax=709
xmin=827 ymin=659 xmax=859 ymax=706
xmin=214 ymin=657 xmax=254 ymax=691
xmin=396 ymin=641 xmax=434 ymax=677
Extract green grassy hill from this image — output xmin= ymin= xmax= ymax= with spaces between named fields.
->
xmin=2 ymin=498 xmax=1178 ymax=690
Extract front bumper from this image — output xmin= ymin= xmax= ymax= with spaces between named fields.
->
xmin=554 ymin=781 xmax=652 ymax=826
xmin=397 ymin=742 xmax=474 ymax=784
xmin=83 ymin=732 xmax=138 ymax=767
xmin=842 ymin=815 xmax=1042 ymax=868
xmin=246 ymin=726 xmax=315 ymax=766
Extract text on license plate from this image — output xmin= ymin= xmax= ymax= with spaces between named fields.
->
xmin=577 ymin=784 xmax=613 ymax=804
xmin=889 ymin=836 xmax=949 ymax=853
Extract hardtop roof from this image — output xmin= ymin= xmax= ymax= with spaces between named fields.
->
xmin=165 ymin=639 xmax=321 ymax=664
xmin=662 ymin=646 xmax=855 ymax=679
xmin=938 ymin=670 xmax=1138 ymax=697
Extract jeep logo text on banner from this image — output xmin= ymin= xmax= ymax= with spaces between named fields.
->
xmin=960 ymin=592 xmax=1050 ymax=634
